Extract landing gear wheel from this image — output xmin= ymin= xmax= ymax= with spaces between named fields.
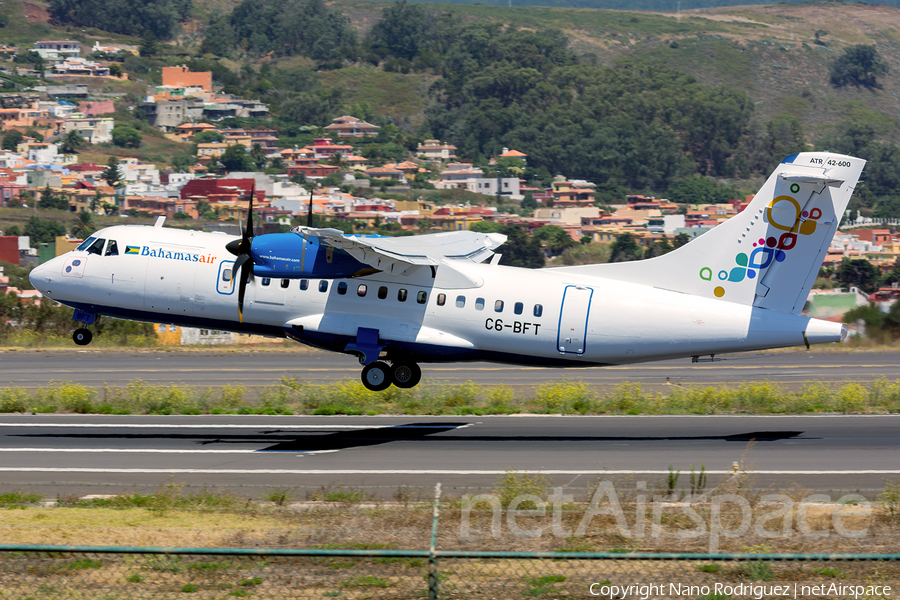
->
xmin=361 ymin=361 xmax=392 ymax=392
xmin=391 ymin=362 xmax=421 ymax=389
xmin=73 ymin=328 xmax=93 ymax=346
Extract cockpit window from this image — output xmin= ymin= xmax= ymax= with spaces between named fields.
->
xmin=85 ymin=238 xmax=105 ymax=255
xmin=104 ymin=240 xmax=119 ymax=256
xmin=77 ymin=237 xmax=96 ymax=251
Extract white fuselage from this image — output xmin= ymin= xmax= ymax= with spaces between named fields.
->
xmin=29 ymin=225 xmax=842 ymax=366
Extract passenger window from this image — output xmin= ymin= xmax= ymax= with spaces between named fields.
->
xmin=456 ymin=295 xmax=466 ymax=308
xmin=417 ymin=291 xmax=427 ymax=304
xmin=261 ymin=278 xmax=271 ymax=287
xmin=514 ymin=302 xmax=523 ymax=315
xmin=300 ymin=279 xmax=309 ymax=291
xmin=398 ymin=289 xmax=408 ymax=302
xmin=437 ymin=293 xmax=446 ymax=306
xmin=494 ymin=300 xmax=504 ymax=312
xmin=86 ymin=238 xmax=105 ymax=255
xmin=378 ymin=286 xmax=388 ymax=300
xmin=281 ymin=279 xmax=289 ymax=289
xmin=337 ymin=282 xmax=347 ymax=295
xmin=533 ymin=304 xmax=543 ymax=317
xmin=77 ymin=237 xmax=96 ymax=251
xmin=104 ymin=240 xmax=118 ymax=256
xmin=319 ymin=280 xmax=328 ymax=292
xmin=357 ymin=284 xmax=367 ymax=297
xmin=222 ymin=269 xmax=232 ymax=282
xmin=475 ymin=298 xmax=485 ymax=311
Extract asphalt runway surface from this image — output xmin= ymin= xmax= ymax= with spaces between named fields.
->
xmin=1 ymin=350 xmax=898 ymax=499
xmin=0 ymin=414 xmax=896 ymax=499
xmin=1 ymin=348 xmax=900 ymax=392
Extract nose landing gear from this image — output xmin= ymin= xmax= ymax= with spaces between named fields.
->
xmin=71 ymin=310 xmax=96 ymax=346
xmin=359 ymin=360 xmax=422 ymax=391
xmin=73 ymin=328 xmax=93 ymax=346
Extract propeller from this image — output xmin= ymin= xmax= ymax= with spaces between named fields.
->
xmin=224 ymin=181 xmax=256 ymax=322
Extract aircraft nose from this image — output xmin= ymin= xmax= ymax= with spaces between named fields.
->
xmin=29 ymin=260 xmax=55 ymax=296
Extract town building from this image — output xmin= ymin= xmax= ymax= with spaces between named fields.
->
xmin=162 ymin=66 xmax=213 ymax=94
xmin=417 ymin=139 xmax=457 ymax=162
xmin=323 ymin=115 xmax=379 ymax=137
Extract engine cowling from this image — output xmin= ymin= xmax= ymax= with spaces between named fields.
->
xmin=249 ymin=233 xmax=369 ymax=279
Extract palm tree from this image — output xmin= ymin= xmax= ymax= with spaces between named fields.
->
xmin=328 ymin=152 xmax=347 ymax=171
xmin=250 ymin=143 xmax=267 ymax=170
xmin=71 ymin=211 xmax=96 ymax=239
xmin=58 ymin=130 xmax=85 ymax=155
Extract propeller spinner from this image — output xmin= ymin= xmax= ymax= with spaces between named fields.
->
xmin=224 ymin=182 xmax=256 ymax=322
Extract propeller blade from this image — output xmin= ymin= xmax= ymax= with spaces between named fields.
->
xmin=236 ymin=254 xmax=253 ymax=323
xmin=307 ymin=185 xmax=314 ymax=227
xmin=246 ymin=181 xmax=255 ymax=241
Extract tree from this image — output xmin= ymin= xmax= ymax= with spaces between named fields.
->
xmin=24 ymin=216 xmax=66 ymax=244
xmin=219 ymin=144 xmax=253 ymax=172
xmin=836 ymin=258 xmax=881 ymax=294
xmin=58 ymin=130 xmax=85 ymax=154
xmin=38 ymin=185 xmax=69 ymax=210
xmin=109 ymin=63 xmax=123 ymax=78
xmin=250 ymin=143 xmax=267 ymax=170
xmin=609 ymin=232 xmax=643 ymax=262
xmin=102 ymin=157 xmax=122 ymax=188
xmin=2 ymin=130 xmax=23 ymax=151
xmin=831 ymin=45 xmax=889 ymax=89
xmin=666 ymin=176 xmax=736 ymax=205
xmin=533 ymin=224 xmax=576 ymax=254
xmin=883 ymin=261 xmax=900 ymax=288
xmin=139 ymin=31 xmax=158 ymax=58
xmin=520 ymin=192 xmax=537 ymax=211
xmin=111 ymin=126 xmax=142 ymax=148
xmin=71 ymin=211 xmax=96 ymax=239
xmin=193 ymin=130 xmax=224 ymax=144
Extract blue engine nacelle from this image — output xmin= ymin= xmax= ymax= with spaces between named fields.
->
xmin=250 ymin=233 xmax=369 ymax=279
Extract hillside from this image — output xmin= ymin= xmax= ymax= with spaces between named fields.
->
xmin=333 ymin=1 xmax=900 ymax=145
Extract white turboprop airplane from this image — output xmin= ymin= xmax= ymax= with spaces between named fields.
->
xmin=29 ymin=151 xmax=863 ymax=391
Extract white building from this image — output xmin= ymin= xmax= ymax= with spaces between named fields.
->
xmin=63 ymin=115 xmax=114 ymax=144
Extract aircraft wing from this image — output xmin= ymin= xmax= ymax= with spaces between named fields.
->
xmin=292 ymin=227 xmax=507 ymax=274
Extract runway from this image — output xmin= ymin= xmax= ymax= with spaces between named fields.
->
xmin=2 ymin=349 xmax=900 ymax=392
xmin=0 ymin=414 xmax=896 ymax=500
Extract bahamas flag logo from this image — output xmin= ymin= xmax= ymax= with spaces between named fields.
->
xmin=125 ymin=246 xmax=141 ymax=255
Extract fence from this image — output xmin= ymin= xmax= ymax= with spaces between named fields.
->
xmin=0 ymin=545 xmax=898 ymax=599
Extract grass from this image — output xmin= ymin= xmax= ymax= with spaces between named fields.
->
xmin=5 ymin=377 xmax=900 ymax=415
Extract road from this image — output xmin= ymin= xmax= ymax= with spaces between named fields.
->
xmin=0 ymin=414 xmax=896 ymax=500
xmin=1 ymin=349 xmax=899 ymax=392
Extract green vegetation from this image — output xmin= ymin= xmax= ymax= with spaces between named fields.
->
xmin=48 ymin=0 xmax=191 ymax=39
xmin=830 ymin=45 xmax=889 ymax=89
xmin=0 ymin=490 xmax=43 ymax=505
xmin=3 ymin=378 xmax=900 ymax=416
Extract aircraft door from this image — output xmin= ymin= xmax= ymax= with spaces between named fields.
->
xmin=557 ymin=285 xmax=593 ymax=354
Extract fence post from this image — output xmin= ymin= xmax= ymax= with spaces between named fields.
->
xmin=428 ymin=482 xmax=442 ymax=600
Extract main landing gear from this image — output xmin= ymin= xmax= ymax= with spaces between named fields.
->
xmin=360 ymin=361 xmax=422 ymax=392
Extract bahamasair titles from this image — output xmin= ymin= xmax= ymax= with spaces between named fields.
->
xmin=30 ymin=152 xmax=863 ymax=391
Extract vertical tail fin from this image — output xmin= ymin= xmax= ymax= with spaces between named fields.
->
xmin=555 ymin=152 xmax=865 ymax=314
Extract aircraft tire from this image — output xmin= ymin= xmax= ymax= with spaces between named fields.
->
xmin=361 ymin=361 xmax=392 ymax=392
xmin=73 ymin=328 xmax=93 ymax=346
xmin=391 ymin=362 xmax=421 ymax=388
